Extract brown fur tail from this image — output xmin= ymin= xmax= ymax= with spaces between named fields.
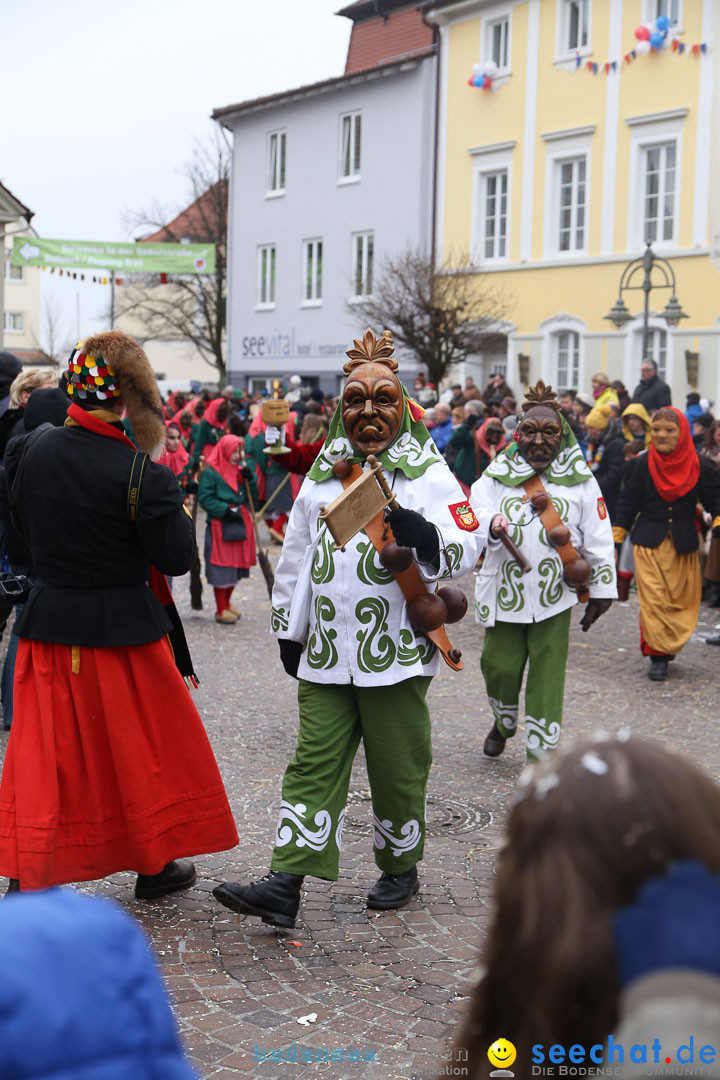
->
xmin=82 ymin=331 xmax=166 ymax=458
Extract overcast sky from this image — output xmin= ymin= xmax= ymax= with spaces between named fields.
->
xmin=3 ymin=0 xmax=350 ymax=339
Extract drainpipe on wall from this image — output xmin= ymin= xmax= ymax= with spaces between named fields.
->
xmin=421 ymin=10 xmax=441 ymax=272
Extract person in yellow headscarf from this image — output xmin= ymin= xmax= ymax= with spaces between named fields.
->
xmin=621 ymin=402 xmax=652 ymax=449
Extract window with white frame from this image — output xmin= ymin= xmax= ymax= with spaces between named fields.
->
xmin=257 ymin=245 xmax=276 ymax=307
xmin=4 ymin=261 xmax=23 ymax=282
xmin=482 ymin=170 xmax=508 ymax=259
xmin=351 ymin=231 xmax=373 ymax=299
xmin=302 ymin=239 xmax=323 ymax=304
xmin=559 ymin=0 xmax=590 ymax=55
xmin=646 ymin=0 xmax=680 ymax=27
xmin=4 ymin=312 xmax=23 ymax=333
xmin=642 ymin=142 xmax=676 ymax=244
xmin=487 ymin=16 xmax=509 ymax=70
xmin=266 ymin=130 xmax=286 ymax=194
xmin=642 ymin=327 xmax=668 ymax=380
xmin=556 ymin=156 xmax=586 ymax=253
xmin=556 ymin=331 xmax=580 ymax=389
xmin=340 ymin=112 xmax=362 ymax=180
xmin=490 ymin=359 xmax=507 ymax=377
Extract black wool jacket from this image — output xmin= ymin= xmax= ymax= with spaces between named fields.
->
xmin=614 ymin=452 xmax=720 ymax=553
xmin=631 ymin=375 xmax=672 ymax=413
xmin=11 ymin=422 xmax=195 ymax=647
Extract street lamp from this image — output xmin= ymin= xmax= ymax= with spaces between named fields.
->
xmin=604 ymin=241 xmax=689 ymax=360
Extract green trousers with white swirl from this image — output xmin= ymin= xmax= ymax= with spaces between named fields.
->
xmin=481 ymin=608 xmax=572 ymax=761
xmin=270 ymin=676 xmax=432 ymax=880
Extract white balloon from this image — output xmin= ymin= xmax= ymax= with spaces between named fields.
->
xmin=472 ymin=62 xmax=483 ymax=75
xmin=636 ymin=39 xmax=651 ymax=54
xmin=483 ymin=60 xmax=499 ymax=77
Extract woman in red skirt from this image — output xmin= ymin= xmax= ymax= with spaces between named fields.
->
xmin=0 ymin=331 xmax=238 ymax=895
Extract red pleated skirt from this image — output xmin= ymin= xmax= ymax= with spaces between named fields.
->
xmin=0 ymin=638 xmax=239 ymax=890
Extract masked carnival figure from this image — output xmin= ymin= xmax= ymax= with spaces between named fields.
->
xmin=471 ymin=381 xmax=617 ymax=761
xmin=213 ymin=330 xmax=501 ymax=927
xmin=613 ymin=406 xmax=720 ymax=682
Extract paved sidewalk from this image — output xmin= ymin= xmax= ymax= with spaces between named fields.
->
xmin=2 ymin=550 xmax=718 ymax=1080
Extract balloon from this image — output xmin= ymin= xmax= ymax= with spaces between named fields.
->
xmin=472 ymin=62 xmax=483 ymax=76
xmin=656 ymin=14 xmax=669 ymax=31
xmin=483 ymin=60 xmax=498 ymax=77
xmin=473 ymin=74 xmax=484 ymax=87
xmin=636 ymin=39 xmax=651 ymax=54
xmin=468 ymin=76 xmax=475 ymax=86
xmin=483 ymin=77 xmax=493 ymax=90
xmin=635 ymin=24 xmax=650 ymax=40
xmin=649 ymin=30 xmax=663 ymax=48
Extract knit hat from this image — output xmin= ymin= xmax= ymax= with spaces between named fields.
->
xmin=575 ymin=392 xmax=595 ymax=410
xmin=66 ymin=331 xmax=166 ymax=457
xmin=0 ymin=351 xmax=22 ymax=400
xmin=585 ymin=403 xmax=612 ymax=431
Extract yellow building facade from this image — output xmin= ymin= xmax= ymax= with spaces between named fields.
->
xmin=428 ymin=0 xmax=718 ymax=406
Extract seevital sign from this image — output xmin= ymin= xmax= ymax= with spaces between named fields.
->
xmin=12 ymin=237 xmax=216 ymax=275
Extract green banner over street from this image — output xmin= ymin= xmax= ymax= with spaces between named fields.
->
xmin=12 ymin=237 xmax=216 ymax=275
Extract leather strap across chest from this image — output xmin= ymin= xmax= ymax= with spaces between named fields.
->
xmin=341 ymin=464 xmax=463 ymax=672
xmin=521 ymin=473 xmax=589 ymax=604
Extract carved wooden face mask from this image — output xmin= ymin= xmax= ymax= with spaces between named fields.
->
xmin=517 ymin=406 xmax=563 ymax=472
xmin=342 ymin=362 xmax=404 ymax=456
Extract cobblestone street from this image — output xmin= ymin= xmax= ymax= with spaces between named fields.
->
xmin=3 ymin=538 xmax=719 ymax=1080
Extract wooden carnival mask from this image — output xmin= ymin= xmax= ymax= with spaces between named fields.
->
xmin=341 ymin=330 xmax=404 ymax=456
xmin=651 ymin=410 xmax=680 ymax=454
xmin=516 ymin=381 xmax=563 ymax=472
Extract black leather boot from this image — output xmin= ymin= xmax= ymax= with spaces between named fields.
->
xmin=135 ymin=859 xmax=197 ymax=900
xmin=708 ymin=583 xmax=720 ymax=608
xmin=4 ymin=878 xmax=19 ymax=897
xmin=648 ymin=656 xmax=669 ymax=681
xmin=706 ymin=634 xmax=720 ymax=646
xmin=213 ymin=871 xmax=303 ymax=929
xmin=483 ymin=721 xmax=507 ymax=757
xmin=367 ymin=865 xmax=419 ymax=910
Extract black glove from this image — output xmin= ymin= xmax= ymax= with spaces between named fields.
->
xmin=239 ymin=466 xmax=254 ymax=483
xmin=580 ymin=597 xmax=612 ymax=633
xmin=279 ymin=639 xmax=303 ymax=680
xmin=386 ymin=507 xmax=439 ymax=563
xmin=224 ymin=506 xmax=242 ymax=522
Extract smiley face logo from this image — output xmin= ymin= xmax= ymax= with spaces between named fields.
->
xmin=488 ymin=1038 xmax=517 ymax=1070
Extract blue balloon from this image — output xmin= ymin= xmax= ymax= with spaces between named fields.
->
xmin=649 ymin=30 xmax=663 ymax=47
xmin=473 ymin=74 xmax=485 ymax=87
xmin=656 ymin=14 xmax=669 ymax=31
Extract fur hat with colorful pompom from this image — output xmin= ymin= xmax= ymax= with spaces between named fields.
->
xmin=66 ymin=331 xmax=166 ymax=458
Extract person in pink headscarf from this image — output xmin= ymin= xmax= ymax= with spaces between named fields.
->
xmin=158 ymin=421 xmax=190 ymax=480
xmin=197 ymin=435 xmax=258 ymax=624
xmin=191 ymin=398 xmax=229 ymax=469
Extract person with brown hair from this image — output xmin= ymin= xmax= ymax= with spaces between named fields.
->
xmin=449 ymin=736 xmax=720 ymax=1080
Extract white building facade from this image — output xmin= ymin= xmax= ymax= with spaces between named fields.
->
xmin=214 ymin=8 xmax=437 ymax=395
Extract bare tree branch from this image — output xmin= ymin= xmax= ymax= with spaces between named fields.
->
xmin=30 ymin=295 xmax=73 ymax=363
xmin=117 ymin=129 xmax=229 ymax=384
xmin=349 ymin=247 xmax=512 ymax=388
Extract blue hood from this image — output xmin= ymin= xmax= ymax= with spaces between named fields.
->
xmin=0 ymin=889 xmax=197 ymax=1079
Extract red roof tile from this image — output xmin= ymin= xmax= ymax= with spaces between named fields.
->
xmin=139 ymin=180 xmax=228 ymax=243
xmin=344 ymin=5 xmax=433 ymax=74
